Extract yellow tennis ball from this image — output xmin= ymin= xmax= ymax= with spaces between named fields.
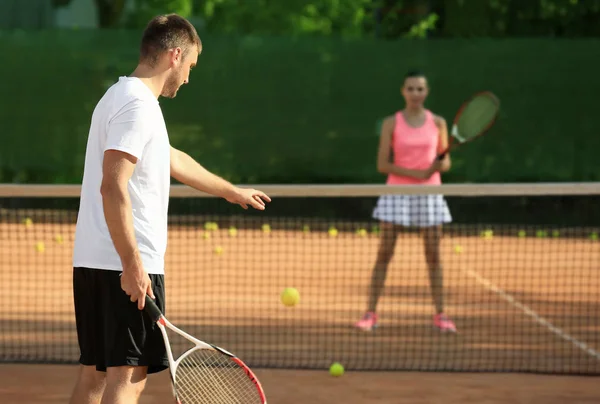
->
xmin=262 ymin=224 xmax=271 ymax=234
xmin=23 ymin=217 xmax=33 ymax=228
xmin=302 ymin=225 xmax=310 ymax=233
xmin=228 ymin=227 xmax=238 ymax=237
xmin=329 ymin=362 xmax=344 ymax=377
xmin=280 ymin=287 xmax=300 ymax=307
xmin=590 ymin=232 xmax=598 ymax=241
xmin=202 ymin=232 xmax=210 ymax=240
xmin=204 ymin=222 xmax=218 ymax=231
xmin=453 ymin=244 xmax=463 ymax=254
xmin=356 ymin=228 xmax=367 ymax=237
xmin=517 ymin=230 xmax=526 ymax=238
xmin=214 ymin=246 xmax=223 ymax=255
xmin=35 ymin=242 xmax=45 ymax=253
xmin=328 ymin=227 xmax=338 ymax=237
xmin=481 ymin=229 xmax=493 ymax=239
xmin=54 ymin=234 xmax=64 ymax=244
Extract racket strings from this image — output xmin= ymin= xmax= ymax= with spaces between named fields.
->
xmin=458 ymin=95 xmax=499 ymax=138
xmin=175 ymin=349 xmax=262 ymax=404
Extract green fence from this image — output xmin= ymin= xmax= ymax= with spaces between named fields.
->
xmin=0 ymin=30 xmax=598 ymax=184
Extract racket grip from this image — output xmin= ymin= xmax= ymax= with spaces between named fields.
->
xmin=437 ymin=152 xmax=447 ymax=161
xmin=144 ymin=295 xmax=163 ymax=322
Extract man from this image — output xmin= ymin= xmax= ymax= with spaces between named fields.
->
xmin=69 ymin=14 xmax=270 ymax=404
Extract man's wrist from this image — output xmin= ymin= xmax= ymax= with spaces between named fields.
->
xmin=223 ymin=184 xmax=241 ymax=200
xmin=121 ymin=251 xmax=143 ymax=272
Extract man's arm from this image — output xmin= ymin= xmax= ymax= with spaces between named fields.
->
xmin=101 ymin=151 xmax=154 ymax=309
xmin=170 ymin=147 xmax=239 ymax=200
xmin=170 ymin=146 xmax=271 ymax=210
xmin=100 ymin=150 xmax=140 ymax=269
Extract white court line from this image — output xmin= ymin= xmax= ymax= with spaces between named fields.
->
xmin=463 ymin=268 xmax=600 ymax=362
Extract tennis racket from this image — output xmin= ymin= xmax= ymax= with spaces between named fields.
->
xmin=143 ymin=296 xmax=267 ymax=404
xmin=437 ymin=91 xmax=500 ymax=160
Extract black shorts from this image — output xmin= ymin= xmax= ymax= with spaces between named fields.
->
xmin=73 ymin=267 xmax=168 ymax=374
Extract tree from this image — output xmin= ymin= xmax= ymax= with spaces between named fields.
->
xmin=94 ymin=0 xmax=193 ymax=29
xmin=128 ymin=0 xmax=193 ymax=28
xmin=94 ymin=0 xmax=127 ymax=28
xmin=193 ymin=0 xmax=600 ymax=38
xmin=196 ymin=0 xmax=438 ymax=39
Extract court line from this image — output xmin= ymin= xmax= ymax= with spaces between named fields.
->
xmin=463 ymin=268 xmax=600 ymax=362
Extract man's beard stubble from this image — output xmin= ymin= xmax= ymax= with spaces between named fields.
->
xmin=161 ymin=69 xmax=182 ymax=98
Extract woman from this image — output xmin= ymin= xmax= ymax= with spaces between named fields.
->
xmin=354 ymin=70 xmax=456 ymax=333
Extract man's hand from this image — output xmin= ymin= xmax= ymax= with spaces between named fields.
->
xmin=226 ymin=188 xmax=272 ymax=210
xmin=120 ymin=265 xmax=155 ymax=310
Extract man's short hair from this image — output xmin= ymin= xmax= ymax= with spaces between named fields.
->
xmin=140 ymin=14 xmax=201 ymax=65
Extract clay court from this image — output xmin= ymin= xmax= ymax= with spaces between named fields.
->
xmin=1 ymin=216 xmax=599 ymax=402
xmin=1 ymin=364 xmax=599 ymax=403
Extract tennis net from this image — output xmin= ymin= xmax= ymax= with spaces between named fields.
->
xmin=1 ymin=183 xmax=599 ymax=375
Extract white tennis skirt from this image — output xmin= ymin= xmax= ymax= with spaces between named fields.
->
xmin=372 ymin=194 xmax=452 ymax=227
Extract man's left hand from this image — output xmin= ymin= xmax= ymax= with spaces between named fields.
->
xmin=226 ymin=188 xmax=271 ymax=210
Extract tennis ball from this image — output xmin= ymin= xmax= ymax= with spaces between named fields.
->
xmin=54 ymin=234 xmax=64 ymax=244
xmin=356 ymin=228 xmax=367 ymax=237
xmin=590 ymin=232 xmax=598 ymax=241
xmin=35 ymin=242 xmax=45 ymax=253
xmin=23 ymin=217 xmax=33 ymax=228
xmin=262 ymin=224 xmax=271 ymax=234
xmin=371 ymin=225 xmax=380 ymax=235
xmin=536 ymin=230 xmax=547 ymax=238
xmin=552 ymin=230 xmax=560 ymax=238
xmin=517 ymin=230 xmax=527 ymax=238
xmin=329 ymin=362 xmax=344 ymax=377
xmin=328 ymin=227 xmax=338 ymax=237
xmin=214 ymin=246 xmax=223 ymax=255
xmin=481 ymin=229 xmax=494 ymax=240
xmin=204 ymin=222 xmax=218 ymax=231
xmin=453 ymin=244 xmax=463 ymax=254
xmin=280 ymin=287 xmax=300 ymax=307
xmin=228 ymin=226 xmax=238 ymax=237
xmin=302 ymin=225 xmax=310 ymax=233
xmin=202 ymin=232 xmax=210 ymax=240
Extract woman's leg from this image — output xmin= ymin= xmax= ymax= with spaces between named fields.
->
xmin=355 ymin=222 xmax=399 ymax=330
xmin=367 ymin=222 xmax=400 ymax=312
xmin=423 ymin=225 xmax=444 ymax=314
xmin=423 ymin=225 xmax=456 ymax=332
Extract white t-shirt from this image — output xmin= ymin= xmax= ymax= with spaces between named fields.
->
xmin=73 ymin=77 xmax=171 ymax=275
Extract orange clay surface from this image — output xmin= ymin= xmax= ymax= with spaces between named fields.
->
xmin=1 ymin=220 xmax=599 ymax=402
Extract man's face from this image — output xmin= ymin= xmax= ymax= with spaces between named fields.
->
xmin=161 ymin=45 xmax=200 ymax=98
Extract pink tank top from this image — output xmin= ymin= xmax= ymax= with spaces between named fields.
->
xmin=386 ymin=110 xmax=441 ymax=185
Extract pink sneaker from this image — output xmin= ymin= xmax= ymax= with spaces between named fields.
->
xmin=354 ymin=311 xmax=378 ymax=331
xmin=433 ymin=313 xmax=457 ymax=333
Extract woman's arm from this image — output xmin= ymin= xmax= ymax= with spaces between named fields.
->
xmin=434 ymin=115 xmax=451 ymax=172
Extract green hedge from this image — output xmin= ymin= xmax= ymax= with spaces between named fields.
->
xmin=1 ymin=30 xmax=598 ymax=184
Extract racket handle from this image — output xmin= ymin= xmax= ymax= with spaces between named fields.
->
xmin=144 ymin=295 xmax=163 ymax=323
xmin=437 ymin=152 xmax=447 ymax=161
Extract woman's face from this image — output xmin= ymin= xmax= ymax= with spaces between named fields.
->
xmin=402 ymin=76 xmax=429 ymax=108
